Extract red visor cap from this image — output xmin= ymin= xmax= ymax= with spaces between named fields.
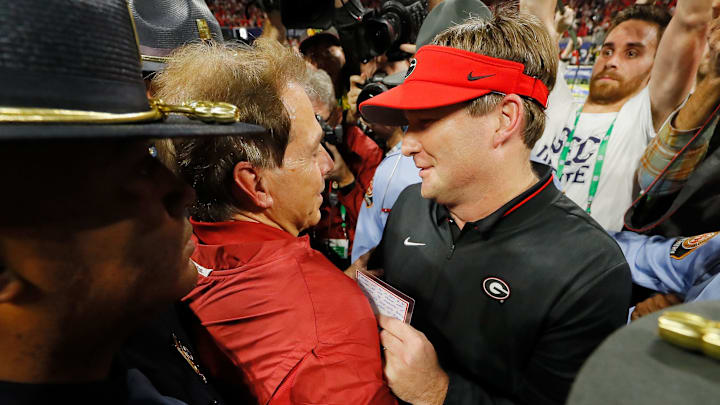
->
xmin=359 ymin=45 xmax=550 ymax=126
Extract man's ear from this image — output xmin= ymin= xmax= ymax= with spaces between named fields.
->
xmin=493 ymin=94 xmax=524 ymax=148
xmin=232 ymin=162 xmax=273 ymax=209
xmin=0 ymin=264 xmax=24 ymax=303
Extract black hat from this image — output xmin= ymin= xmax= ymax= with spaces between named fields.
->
xmin=130 ymin=0 xmax=224 ymax=73
xmin=567 ymin=300 xmax=720 ymax=404
xmin=0 ymin=0 xmax=264 ymax=140
xmin=299 ymin=27 xmax=342 ymax=55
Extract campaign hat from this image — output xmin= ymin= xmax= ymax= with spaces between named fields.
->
xmin=567 ymin=300 xmax=720 ymax=404
xmin=129 ymin=0 xmax=224 ymax=73
xmin=0 ymin=0 xmax=264 ymax=140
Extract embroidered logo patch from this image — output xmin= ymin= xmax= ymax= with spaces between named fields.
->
xmin=670 ymin=232 xmax=718 ymax=260
xmin=404 ymin=58 xmax=417 ymax=79
xmin=364 ymin=179 xmax=374 ymax=208
xmin=483 ymin=277 xmax=510 ymax=302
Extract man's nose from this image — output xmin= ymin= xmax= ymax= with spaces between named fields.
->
xmin=401 ymin=129 xmax=422 ymax=157
xmin=604 ymin=52 xmax=619 ymax=69
xmin=320 ymin=146 xmax=334 ymax=176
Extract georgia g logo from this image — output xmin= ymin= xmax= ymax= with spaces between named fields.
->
xmin=404 ymin=58 xmax=417 ymax=79
xmin=483 ymin=277 xmax=510 ymax=303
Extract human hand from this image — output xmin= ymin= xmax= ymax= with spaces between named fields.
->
xmin=400 ymin=43 xmax=417 ymax=54
xmin=631 ymin=293 xmax=682 ymax=321
xmin=324 ymin=143 xmax=354 ymax=186
xmin=378 ymin=314 xmax=449 ymax=405
xmin=346 ymin=74 xmax=366 ymax=124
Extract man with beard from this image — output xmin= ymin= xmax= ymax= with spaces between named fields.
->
xmin=532 ymin=1 xmax=713 ymax=231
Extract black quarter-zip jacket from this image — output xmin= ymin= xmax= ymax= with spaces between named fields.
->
xmin=371 ymin=164 xmax=631 ymax=405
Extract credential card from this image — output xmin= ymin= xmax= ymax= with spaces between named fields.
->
xmin=356 ymin=270 xmax=415 ymax=323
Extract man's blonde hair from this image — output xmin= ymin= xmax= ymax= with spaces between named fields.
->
xmin=431 ymin=6 xmax=557 ymax=148
xmin=153 ymin=38 xmax=309 ymax=222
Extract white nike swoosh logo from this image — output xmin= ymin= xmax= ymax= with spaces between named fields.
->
xmin=404 ymin=237 xmax=426 ymax=247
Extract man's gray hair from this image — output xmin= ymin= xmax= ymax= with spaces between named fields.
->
xmin=306 ymin=66 xmax=336 ymax=110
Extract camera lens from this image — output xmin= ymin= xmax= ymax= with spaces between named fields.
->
xmin=358 ymin=82 xmax=390 ymax=119
xmin=364 ymin=16 xmax=399 ymax=56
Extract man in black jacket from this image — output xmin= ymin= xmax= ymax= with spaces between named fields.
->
xmin=357 ymin=6 xmax=632 ymax=405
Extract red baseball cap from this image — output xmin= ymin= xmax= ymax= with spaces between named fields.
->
xmin=359 ymin=45 xmax=550 ymax=126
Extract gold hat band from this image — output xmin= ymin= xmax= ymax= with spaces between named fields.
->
xmin=0 ymin=100 xmax=240 ymax=125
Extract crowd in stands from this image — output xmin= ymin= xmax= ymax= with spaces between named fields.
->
xmin=205 ymin=0 xmax=675 ymax=47
xmin=566 ymin=0 xmax=676 ymax=39
xmin=205 ymin=0 xmax=264 ymax=27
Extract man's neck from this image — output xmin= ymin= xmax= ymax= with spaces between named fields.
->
xmin=447 ymin=164 xmax=538 ymax=230
xmin=232 ymin=212 xmax=297 ymax=236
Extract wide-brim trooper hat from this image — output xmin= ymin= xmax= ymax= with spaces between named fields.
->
xmin=130 ymin=0 xmax=224 ymax=73
xmin=567 ymin=300 xmax=720 ymax=404
xmin=0 ymin=0 xmax=264 ymax=140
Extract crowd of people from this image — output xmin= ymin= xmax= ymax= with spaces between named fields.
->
xmin=206 ymin=0 xmax=264 ymax=28
xmin=2 ymin=0 xmax=720 ymax=404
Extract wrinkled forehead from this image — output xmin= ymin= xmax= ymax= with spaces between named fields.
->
xmin=605 ymin=19 xmax=661 ymax=49
xmin=282 ymin=82 xmax=322 ymax=145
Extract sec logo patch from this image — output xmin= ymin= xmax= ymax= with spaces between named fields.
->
xmin=483 ymin=277 xmax=510 ymax=302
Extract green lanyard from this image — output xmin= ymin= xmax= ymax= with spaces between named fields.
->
xmin=339 ymin=204 xmax=348 ymax=238
xmin=556 ymin=107 xmax=617 ymax=215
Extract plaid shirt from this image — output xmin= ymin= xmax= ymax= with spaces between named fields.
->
xmin=638 ymin=109 xmax=719 ymax=196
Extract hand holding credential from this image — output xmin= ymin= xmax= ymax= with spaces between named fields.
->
xmin=378 ymin=314 xmax=448 ymax=405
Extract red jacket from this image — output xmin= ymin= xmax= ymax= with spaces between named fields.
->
xmin=184 ymin=219 xmax=396 ymax=405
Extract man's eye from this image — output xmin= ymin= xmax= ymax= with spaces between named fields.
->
xmin=627 ymin=50 xmax=638 ymax=58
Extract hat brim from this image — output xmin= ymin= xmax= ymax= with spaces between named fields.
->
xmin=0 ymin=115 xmax=267 ymax=140
xmin=299 ymin=32 xmax=341 ymax=54
xmin=141 ymin=59 xmax=167 ymax=74
xmin=359 ymin=81 xmax=492 ymax=126
xmin=568 ymin=300 xmax=720 ymax=404
xmin=382 ymin=70 xmax=407 ymax=87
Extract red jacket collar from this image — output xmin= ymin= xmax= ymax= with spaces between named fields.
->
xmin=190 ymin=219 xmax=305 ymax=272
xmin=190 ymin=218 xmax=295 ymax=246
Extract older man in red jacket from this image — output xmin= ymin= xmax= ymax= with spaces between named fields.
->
xmin=154 ymin=38 xmax=396 ymax=405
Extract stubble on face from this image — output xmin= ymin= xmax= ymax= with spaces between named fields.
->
xmin=588 ymin=65 xmax=651 ymax=105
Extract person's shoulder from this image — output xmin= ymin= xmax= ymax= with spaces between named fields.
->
xmin=625 ymin=85 xmax=651 ymax=108
xmin=298 ymin=248 xmax=362 ymax=290
xmin=544 ymin=193 xmax=627 ymax=263
xmin=390 ymin=183 xmax=426 ymax=213
xmin=297 ymin=251 xmax=378 ymax=330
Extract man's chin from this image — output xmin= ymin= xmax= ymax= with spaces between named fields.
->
xmin=419 ymin=182 xmax=437 ymax=200
xmin=589 ymin=78 xmax=646 ymax=105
